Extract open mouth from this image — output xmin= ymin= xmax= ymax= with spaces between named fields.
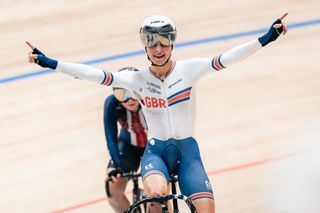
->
xmin=154 ymin=54 xmax=165 ymax=59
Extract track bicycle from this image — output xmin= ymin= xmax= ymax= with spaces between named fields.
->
xmin=127 ymin=174 xmax=197 ymax=213
xmin=105 ymin=172 xmax=147 ymax=213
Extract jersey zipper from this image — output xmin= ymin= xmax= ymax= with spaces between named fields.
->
xmin=161 ymin=79 xmax=174 ymax=138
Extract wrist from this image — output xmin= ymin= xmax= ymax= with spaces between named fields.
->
xmin=258 ymin=18 xmax=283 ymax=47
xmin=37 ymin=55 xmax=58 ymax=69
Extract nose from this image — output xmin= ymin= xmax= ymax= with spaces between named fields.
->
xmin=152 ymin=42 xmax=163 ymax=50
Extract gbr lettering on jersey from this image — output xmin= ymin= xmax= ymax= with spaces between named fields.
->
xmin=143 ymin=96 xmax=166 ymax=108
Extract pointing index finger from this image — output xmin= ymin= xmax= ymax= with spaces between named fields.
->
xmin=26 ymin=41 xmax=35 ymax=50
xmin=280 ymin=13 xmax=288 ymax=21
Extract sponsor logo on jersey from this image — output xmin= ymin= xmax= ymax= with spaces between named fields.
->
xmin=147 ymin=82 xmax=161 ymax=89
xmin=168 ymin=78 xmax=182 ymax=89
xmin=144 ymin=163 xmax=154 ymax=170
xmin=146 ymin=82 xmax=162 ymax=94
xmin=205 ymin=180 xmax=212 ymax=190
xmin=149 ymin=139 xmax=155 ymax=145
xmin=147 ymin=87 xmax=161 ymax=94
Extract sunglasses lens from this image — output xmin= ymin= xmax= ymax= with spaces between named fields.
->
xmin=114 ymin=88 xmax=138 ymax=102
xmin=141 ymin=34 xmax=158 ymax=47
xmin=157 ymin=35 xmax=171 ymax=46
xmin=141 ymin=34 xmax=174 ymax=47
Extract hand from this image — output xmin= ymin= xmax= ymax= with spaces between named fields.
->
xmin=273 ymin=13 xmax=288 ymax=35
xmin=105 ymin=167 xmax=123 ymax=198
xmin=26 ymin=41 xmax=41 ymax=64
xmin=26 ymin=41 xmax=58 ymax=69
xmin=258 ymin=13 xmax=288 ymax=47
xmin=106 ymin=167 xmax=123 ymax=183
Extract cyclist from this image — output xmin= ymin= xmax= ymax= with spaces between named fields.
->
xmin=104 ymin=67 xmax=147 ymax=213
xmin=27 ymin=13 xmax=288 ymax=213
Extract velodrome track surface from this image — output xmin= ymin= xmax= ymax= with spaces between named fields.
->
xmin=1 ymin=0 xmax=320 ymax=212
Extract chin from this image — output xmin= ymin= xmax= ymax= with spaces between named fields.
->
xmin=127 ymin=104 xmax=139 ymax=111
xmin=154 ymin=60 xmax=167 ymax=66
xmin=129 ymin=107 xmax=139 ymax=112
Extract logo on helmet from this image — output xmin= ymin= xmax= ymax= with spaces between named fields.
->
xmin=151 ymin=20 xmax=164 ymax=24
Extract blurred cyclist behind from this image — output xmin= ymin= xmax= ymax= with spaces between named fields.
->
xmin=104 ymin=67 xmax=147 ymax=213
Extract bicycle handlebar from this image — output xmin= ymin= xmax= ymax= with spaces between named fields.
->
xmin=105 ymin=172 xmax=141 ymax=198
xmin=127 ymin=194 xmax=197 ymax=213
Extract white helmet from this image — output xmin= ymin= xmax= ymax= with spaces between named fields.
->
xmin=139 ymin=15 xmax=177 ymax=48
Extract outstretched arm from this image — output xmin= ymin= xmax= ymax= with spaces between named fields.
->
xmin=212 ymin=13 xmax=288 ymax=70
xmin=26 ymin=41 xmax=106 ymax=84
xmin=26 ymin=41 xmax=140 ymax=90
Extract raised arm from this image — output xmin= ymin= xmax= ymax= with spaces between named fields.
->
xmin=212 ymin=13 xmax=288 ymax=70
xmin=26 ymin=41 xmax=139 ymax=90
xmin=26 ymin=41 xmax=107 ymax=84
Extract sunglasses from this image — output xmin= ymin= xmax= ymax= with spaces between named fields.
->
xmin=113 ymin=88 xmax=138 ymax=103
xmin=140 ymin=33 xmax=176 ymax=48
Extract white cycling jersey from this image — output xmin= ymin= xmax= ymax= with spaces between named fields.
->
xmin=57 ymin=39 xmax=261 ymax=140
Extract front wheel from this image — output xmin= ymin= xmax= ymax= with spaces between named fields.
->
xmin=132 ymin=206 xmax=142 ymax=213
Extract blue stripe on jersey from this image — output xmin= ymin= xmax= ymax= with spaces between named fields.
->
xmin=101 ymin=71 xmax=114 ymax=86
xmin=168 ymin=97 xmax=191 ymax=107
xmin=218 ymin=55 xmax=225 ymax=68
xmin=211 ymin=58 xmax=218 ymax=71
xmin=167 ymin=87 xmax=192 ymax=100
xmin=100 ymin=70 xmax=107 ymax=84
xmin=108 ymin=72 xmax=114 ymax=86
xmin=191 ymin=195 xmax=215 ymax=201
xmin=211 ymin=55 xmax=225 ymax=71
